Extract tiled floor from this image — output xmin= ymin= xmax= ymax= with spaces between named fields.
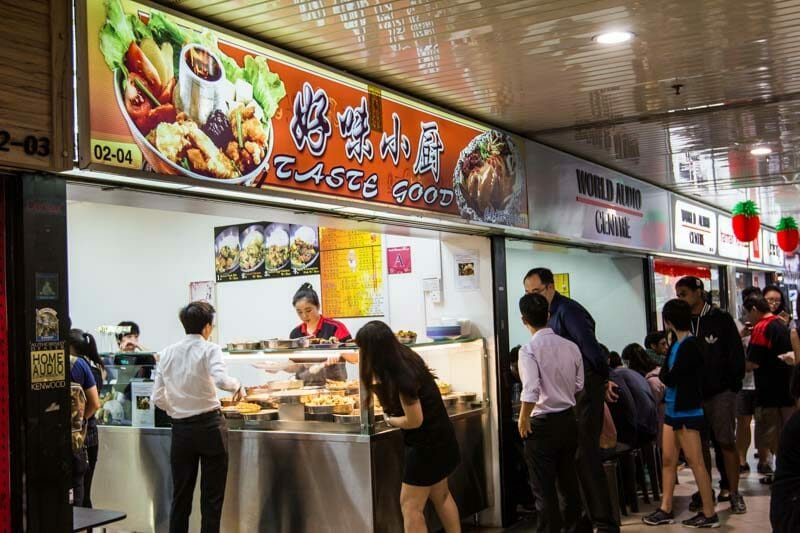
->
xmin=469 ymin=455 xmax=774 ymax=532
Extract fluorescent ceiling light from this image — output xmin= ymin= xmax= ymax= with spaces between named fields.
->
xmin=750 ymin=146 xmax=772 ymax=156
xmin=593 ymin=31 xmax=634 ymax=44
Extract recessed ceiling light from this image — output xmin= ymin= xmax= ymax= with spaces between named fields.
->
xmin=750 ymin=146 xmax=772 ymax=156
xmin=593 ymin=31 xmax=635 ymax=44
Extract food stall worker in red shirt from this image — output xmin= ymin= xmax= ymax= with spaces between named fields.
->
xmin=289 ymin=283 xmax=353 ymax=342
xmin=284 ymin=283 xmax=356 ymax=384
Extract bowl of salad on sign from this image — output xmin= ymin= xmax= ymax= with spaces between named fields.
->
xmin=98 ymin=0 xmax=286 ymax=184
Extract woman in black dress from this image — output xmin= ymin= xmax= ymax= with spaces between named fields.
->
xmin=356 ymin=321 xmax=461 ymax=533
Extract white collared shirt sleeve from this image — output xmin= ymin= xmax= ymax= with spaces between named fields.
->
xmin=151 ymin=361 xmax=169 ymax=412
xmin=207 ymin=344 xmax=241 ymax=393
xmin=519 ymin=343 xmax=541 ymax=404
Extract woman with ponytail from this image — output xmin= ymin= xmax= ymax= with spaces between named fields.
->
xmin=68 ymin=328 xmax=106 ymax=508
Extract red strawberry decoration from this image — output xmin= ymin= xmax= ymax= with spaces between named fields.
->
xmin=641 ymin=210 xmax=668 ymax=249
xmin=776 ymin=216 xmax=799 ymax=252
xmin=731 ymin=201 xmax=761 ymax=242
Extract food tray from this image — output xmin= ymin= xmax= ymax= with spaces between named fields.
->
xmin=267 ymin=379 xmax=304 ymax=391
xmin=241 ymin=409 xmax=279 ymax=421
xmin=221 ymin=407 xmax=243 ymax=419
xmin=395 ymin=336 xmax=417 ymax=344
xmin=227 ymin=341 xmax=261 ymax=351
xmin=334 ymin=410 xmax=383 ymax=424
xmin=305 ymin=413 xmax=334 ymax=423
xmin=442 ymin=395 xmax=459 ymax=407
xmin=308 ymin=343 xmax=341 ymax=350
xmin=272 ymin=389 xmax=320 ymax=404
xmin=219 ymin=398 xmax=237 ymax=408
xmin=245 ymin=395 xmax=278 ymax=409
xmin=305 ymin=404 xmax=333 ymax=415
xmin=455 ymin=392 xmax=477 ymax=402
xmin=265 ymin=338 xmax=308 ymax=349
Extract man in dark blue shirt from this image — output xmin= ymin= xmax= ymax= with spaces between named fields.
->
xmin=524 ymin=267 xmax=618 ymax=532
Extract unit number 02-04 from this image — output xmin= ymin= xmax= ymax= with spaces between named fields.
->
xmin=0 ymin=130 xmax=50 ymax=156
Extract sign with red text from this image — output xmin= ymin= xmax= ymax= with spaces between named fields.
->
xmin=673 ymin=198 xmax=717 ymax=256
xmin=80 ymin=0 xmax=528 ymax=227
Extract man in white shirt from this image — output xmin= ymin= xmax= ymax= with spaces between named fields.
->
xmin=152 ymin=301 xmax=244 ymax=533
xmin=517 ymin=293 xmax=584 ymax=533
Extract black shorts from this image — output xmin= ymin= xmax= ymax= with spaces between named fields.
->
xmin=403 ymin=440 xmax=461 ymax=487
xmin=736 ymin=389 xmax=757 ymax=417
xmin=665 ymin=415 xmax=705 ymax=432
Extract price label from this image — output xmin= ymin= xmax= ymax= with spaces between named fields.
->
xmin=90 ymin=139 xmax=141 ymax=169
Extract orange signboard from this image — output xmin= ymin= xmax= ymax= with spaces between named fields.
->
xmin=81 ymin=0 xmax=528 ymax=227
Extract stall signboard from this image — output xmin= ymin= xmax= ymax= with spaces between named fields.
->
xmin=672 ymin=197 xmax=717 ymax=256
xmin=319 ymin=229 xmax=384 ymax=318
xmin=525 ymin=142 xmax=670 ymax=252
xmin=80 ymin=0 xmax=528 ymax=228
xmin=763 ymin=229 xmax=785 ymax=267
xmin=214 ymin=223 xmax=320 ymax=282
xmin=718 ymin=214 xmax=751 ymax=261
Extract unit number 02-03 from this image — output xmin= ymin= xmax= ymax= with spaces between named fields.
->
xmin=0 ymin=130 xmax=50 ymax=156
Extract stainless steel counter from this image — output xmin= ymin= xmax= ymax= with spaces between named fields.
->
xmin=91 ymin=408 xmax=489 ymax=532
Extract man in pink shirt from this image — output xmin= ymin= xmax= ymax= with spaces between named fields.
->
xmin=517 ymin=293 xmax=584 ymax=533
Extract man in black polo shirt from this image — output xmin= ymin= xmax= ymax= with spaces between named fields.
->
xmin=524 ymin=267 xmax=618 ymax=533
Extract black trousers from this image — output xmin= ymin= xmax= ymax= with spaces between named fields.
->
xmin=575 ymin=369 xmax=618 ymax=532
xmin=83 ymin=444 xmax=98 ymax=508
xmin=170 ymin=410 xmax=229 ymax=533
xmin=524 ymin=408 xmax=581 ymax=533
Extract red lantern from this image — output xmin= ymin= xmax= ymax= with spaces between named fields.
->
xmin=731 ymin=201 xmax=761 ymax=242
xmin=776 ymin=216 xmax=799 ymax=252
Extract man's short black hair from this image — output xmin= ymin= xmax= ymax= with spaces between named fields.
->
xmin=116 ymin=320 xmax=140 ymax=342
xmin=662 ymin=298 xmax=692 ymax=331
xmin=179 ymin=301 xmax=215 ymax=335
xmin=743 ymin=295 xmax=770 ymax=314
xmin=644 ymin=331 xmax=666 ymax=349
xmin=519 ymin=293 xmax=549 ymax=328
xmin=524 ymin=267 xmax=554 ymax=286
xmin=741 ymin=286 xmax=762 ymax=301
xmin=675 ymin=276 xmax=704 ymax=292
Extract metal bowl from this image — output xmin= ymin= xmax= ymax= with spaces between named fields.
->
xmin=305 ymin=404 xmax=334 ymax=415
xmin=265 ymin=338 xmax=307 ymax=350
xmin=227 ymin=341 xmax=261 ymax=351
xmin=442 ymin=395 xmax=459 ymax=407
xmin=455 ymin=392 xmax=478 ymax=403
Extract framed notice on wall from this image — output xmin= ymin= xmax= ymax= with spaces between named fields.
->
xmin=554 ymin=273 xmax=570 ymax=298
xmin=319 ymin=229 xmax=384 ymax=318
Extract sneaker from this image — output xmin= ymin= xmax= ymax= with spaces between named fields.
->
xmin=689 ymin=490 xmax=715 ymax=512
xmin=643 ymin=508 xmax=675 ymax=525
xmin=730 ymin=492 xmax=747 ymax=514
xmin=758 ymin=462 xmax=774 ymax=475
xmin=739 ymin=463 xmax=750 ymax=473
xmin=682 ymin=513 xmax=720 ymax=528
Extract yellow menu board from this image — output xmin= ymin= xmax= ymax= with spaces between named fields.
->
xmin=319 ymin=229 xmax=385 ymax=318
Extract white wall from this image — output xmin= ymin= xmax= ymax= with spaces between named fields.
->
xmin=505 ymin=241 xmax=648 ymax=353
xmin=67 ymin=201 xmax=494 ymax=355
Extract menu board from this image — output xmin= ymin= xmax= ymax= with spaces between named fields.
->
xmin=215 ymin=223 xmax=319 ymax=282
xmin=319 ymin=229 xmax=384 ymax=318
xmin=80 ymin=0 xmax=528 ymax=228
